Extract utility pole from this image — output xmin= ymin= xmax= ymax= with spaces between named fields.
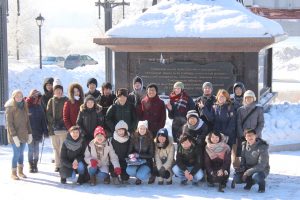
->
xmin=0 ymin=0 xmax=9 ymax=145
xmin=95 ymin=0 xmax=129 ymax=83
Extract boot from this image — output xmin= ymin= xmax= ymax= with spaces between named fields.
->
xmin=33 ymin=160 xmax=38 ymax=173
xmin=18 ymin=164 xmax=27 ymax=178
xmin=77 ymin=175 xmax=85 ymax=185
xmin=29 ymin=161 xmax=34 ymax=173
xmin=258 ymin=181 xmax=265 ymax=193
xmin=218 ymin=183 xmax=224 ymax=192
xmin=244 ymin=179 xmax=254 ymax=190
xmin=112 ymin=177 xmax=121 ymax=185
xmin=90 ymin=175 xmax=96 ymax=186
xmin=135 ymin=178 xmax=142 ymax=185
xmin=60 ymin=178 xmax=66 ymax=184
xmin=104 ymin=176 xmax=110 ymax=184
xmin=148 ymin=174 xmax=156 ymax=184
xmin=11 ymin=168 xmax=20 ymax=180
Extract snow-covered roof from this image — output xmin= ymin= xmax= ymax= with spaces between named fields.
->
xmin=106 ymin=0 xmax=285 ymax=38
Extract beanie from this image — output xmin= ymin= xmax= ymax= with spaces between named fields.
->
xmin=138 ymin=120 xmax=148 ymax=129
xmin=115 ymin=120 xmax=129 ymax=131
xmin=202 ymin=82 xmax=213 ymax=90
xmin=84 ymin=95 xmax=95 ymax=104
xmin=87 ymin=78 xmax=98 ymax=88
xmin=53 ymin=78 xmax=63 ymax=91
xmin=173 ymin=81 xmax=184 ymax=90
xmin=156 ymin=128 xmax=168 ymax=138
xmin=244 ymin=90 xmax=256 ymax=102
xmin=186 ymin=110 xmax=199 ymax=120
xmin=94 ymin=126 xmax=106 ymax=138
xmin=117 ymin=88 xmax=128 ymax=98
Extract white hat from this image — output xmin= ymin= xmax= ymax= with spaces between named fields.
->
xmin=138 ymin=120 xmax=148 ymax=129
xmin=244 ymin=90 xmax=256 ymax=102
xmin=53 ymin=78 xmax=63 ymax=91
xmin=115 ymin=120 xmax=128 ymax=131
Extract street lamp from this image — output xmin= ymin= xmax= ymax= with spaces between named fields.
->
xmin=35 ymin=13 xmax=44 ymax=69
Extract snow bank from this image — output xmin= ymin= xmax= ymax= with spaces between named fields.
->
xmin=106 ymin=0 xmax=284 ymax=38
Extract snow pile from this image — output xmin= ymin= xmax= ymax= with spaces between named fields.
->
xmin=263 ymin=102 xmax=300 ymax=145
xmin=8 ymin=58 xmax=105 ymax=97
xmin=106 ymin=0 xmax=284 ymax=38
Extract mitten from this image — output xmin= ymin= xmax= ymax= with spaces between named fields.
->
xmin=114 ymin=167 xmax=122 ymax=176
xmin=27 ymin=134 xmax=33 ymax=144
xmin=13 ymin=136 xmax=20 ymax=147
xmin=90 ymin=159 xmax=98 ymax=168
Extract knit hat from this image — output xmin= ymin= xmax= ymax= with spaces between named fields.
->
xmin=84 ymin=95 xmax=95 ymax=104
xmin=94 ymin=126 xmax=106 ymax=138
xmin=29 ymin=89 xmax=42 ymax=98
xmin=244 ymin=90 xmax=256 ymax=102
xmin=87 ymin=78 xmax=98 ymax=88
xmin=202 ymin=82 xmax=213 ymax=90
xmin=138 ymin=120 xmax=148 ymax=129
xmin=173 ymin=81 xmax=184 ymax=89
xmin=147 ymin=83 xmax=158 ymax=93
xmin=117 ymin=88 xmax=128 ymax=97
xmin=115 ymin=120 xmax=128 ymax=131
xmin=186 ymin=110 xmax=199 ymax=120
xmin=53 ymin=78 xmax=63 ymax=91
xmin=156 ymin=128 xmax=168 ymax=138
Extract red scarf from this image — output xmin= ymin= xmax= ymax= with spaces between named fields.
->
xmin=169 ymin=91 xmax=189 ymax=114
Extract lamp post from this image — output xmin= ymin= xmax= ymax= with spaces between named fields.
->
xmin=35 ymin=13 xmax=44 ymax=69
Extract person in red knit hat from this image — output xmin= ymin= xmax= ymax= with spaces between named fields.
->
xmin=84 ymin=126 xmax=121 ymax=186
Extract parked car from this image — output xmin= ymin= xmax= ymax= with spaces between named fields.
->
xmin=42 ymin=56 xmax=65 ymax=67
xmin=64 ymin=54 xmax=98 ymax=69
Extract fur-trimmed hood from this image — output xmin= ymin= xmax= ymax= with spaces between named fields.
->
xmin=80 ymin=103 xmax=103 ymax=113
xmin=68 ymin=83 xmax=84 ymax=104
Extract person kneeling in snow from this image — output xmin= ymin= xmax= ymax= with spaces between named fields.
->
xmin=172 ymin=134 xmax=204 ymax=186
xmin=84 ymin=126 xmax=121 ymax=186
xmin=232 ymin=129 xmax=269 ymax=193
xmin=154 ymin=128 xmax=175 ymax=185
xmin=60 ymin=126 xmax=87 ymax=184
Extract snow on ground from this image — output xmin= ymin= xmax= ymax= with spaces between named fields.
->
xmin=1 ymin=142 xmax=300 ymax=200
xmin=106 ymin=0 xmax=284 ymax=38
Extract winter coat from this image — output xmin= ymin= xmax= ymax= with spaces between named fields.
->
xmin=99 ymin=94 xmax=116 ymax=115
xmin=128 ymin=76 xmax=146 ymax=109
xmin=204 ymin=135 xmax=231 ymax=175
xmin=155 ymin=137 xmax=175 ymax=170
xmin=205 ymin=103 xmax=236 ymax=147
xmin=240 ymin=138 xmax=270 ymax=177
xmin=139 ymin=95 xmax=166 ymax=135
xmin=60 ymin=133 xmax=85 ymax=178
xmin=41 ymin=78 xmax=53 ymax=113
xmin=5 ymin=99 xmax=32 ymax=144
xmin=128 ymin=134 xmax=154 ymax=168
xmin=105 ymin=100 xmax=137 ymax=136
xmin=63 ymin=100 xmax=81 ymax=130
xmin=111 ymin=133 xmax=130 ymax=171
xmin=175 ymin=143 xmax=204 ymax=176
xmin=28 ymin=104 xmax=48 ymax=141
xmin=46 ymin=96 xmax=68 ymax=136
xmin=237 ymin=103 xmax=264 ymax=138
xmin=231 ymin=82 xmax=246 ymax=112
xmin=168 ymin=91 xmax=195 ymax=119
xmin=195 ymin=95 xmax=216 ymax=131
xmin=85 ymin=90 xmax=101 ymax=103
xmin=84 ymin=140 xmax=120 ymax=169
xmin=182 ymin=121 xmax=209 ymax=148
xmin=76 ymin=104 xmax=104 ymax=143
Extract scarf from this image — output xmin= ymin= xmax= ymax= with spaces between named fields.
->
xmin=64 ymin=136 xmax=83 ymax=152
xmin=187 ymin=118 xmax=204 ymax=130
xmin=17 ymin=101 xmax=24 ymax=109
xmin=113 ymin=131 xmax=129 ymax=143
xmin=205 ymin=141 xmax=230 ymax=160
xmin=94 ymin=140 xmax=106 ymax=160
xmin=169 ymin=91 xmax=189 ymax=114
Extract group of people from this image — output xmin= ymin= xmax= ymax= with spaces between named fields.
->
xmin=5 ymin=75 xmax=269 ymax=193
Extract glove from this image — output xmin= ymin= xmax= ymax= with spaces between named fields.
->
xmin=114 ymin=167 xmax=122 ymax=176
xmin=242 ymin=173 xmax=248 ymax=182
xmin=27 ymin=134 xmax=33 ymax=144
xmin=90 ymin=159 xmax=98 ymax=168
xmin=159 ymin=166 xmax=166 ymax=177
xmin=12 ymin=136 xmax=20 ymax=147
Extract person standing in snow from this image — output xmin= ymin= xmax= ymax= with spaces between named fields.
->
xmin=46 ymin=78 xmax=68 ymax=172
xmin=128 ymin=76 xmax=146 ymax=112
xmin=236 ymin=90 xmax=264 ymax=156
xmin=139 ymin=83 xmax=166 ymax=138
xmin=84 ymin=126 xmax=121 ymax=186
xmin=232 ymin=129 xmax=269 ymax=193
xmin=25 ymin=89 xmax=48 ymax=173
xmin=5 ymin=89 xmax=32 ymax=180
xmin=195 ymin=82 xmax=216 ymax=132
xmin=99 ymin=82 xmax=116 ymax=116
xmin=154 ymin=128 xmax=175 ymax=185
xmin=85 ymin=78 xmax=101 ymax=102
xmin=76 ymin=95 xmax=104 ymax=145
xmin=166 ymin=81 xmax=195 ymax=143
xmin=41 ymin=77 xmax=54 ymax=113
xmin=60 ymin=126 xmax=87 ymax=185
xmin=109 ymin=120 xmax=131 ymax=184
xmin=204 ymin=131 xmax=231 ymax=192
xmin=126 ymin=120 xmax=154 ymax=185
xmin=63 ymin=83 xmax=84 ymax=131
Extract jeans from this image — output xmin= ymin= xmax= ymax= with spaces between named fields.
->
xmin=88 ymin=166 xmax=109 ymax=181
xmin=172 ymin=165 xmax=204 ymax=183
xmin=126 ymin=165 xmax=151 ymax=181
xmin=233 ymin=171 xmax=266 ymax=184
xmin=12 ymin=143 xmax=26 ymax=168
xmin=28 ymin=140 xmax=40 ymax=163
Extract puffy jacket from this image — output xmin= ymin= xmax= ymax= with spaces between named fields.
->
xmin=28 ymin=104 xmax=48 ymax=141
xmin=63 ymin=100 xmax=81 ymax=130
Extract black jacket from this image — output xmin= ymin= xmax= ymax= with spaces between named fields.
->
xmin=111 ymin=137 xmax=130 ymax=169
xmin=195 ymin=95 xmax=216 ymax=131
xmin=99 ymin=94 xmax=116 ymax=115
xmin=28 ymin=104 xmax=48 ymax=141
xmin=182 ymin=122 xmax=209 ymax=148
